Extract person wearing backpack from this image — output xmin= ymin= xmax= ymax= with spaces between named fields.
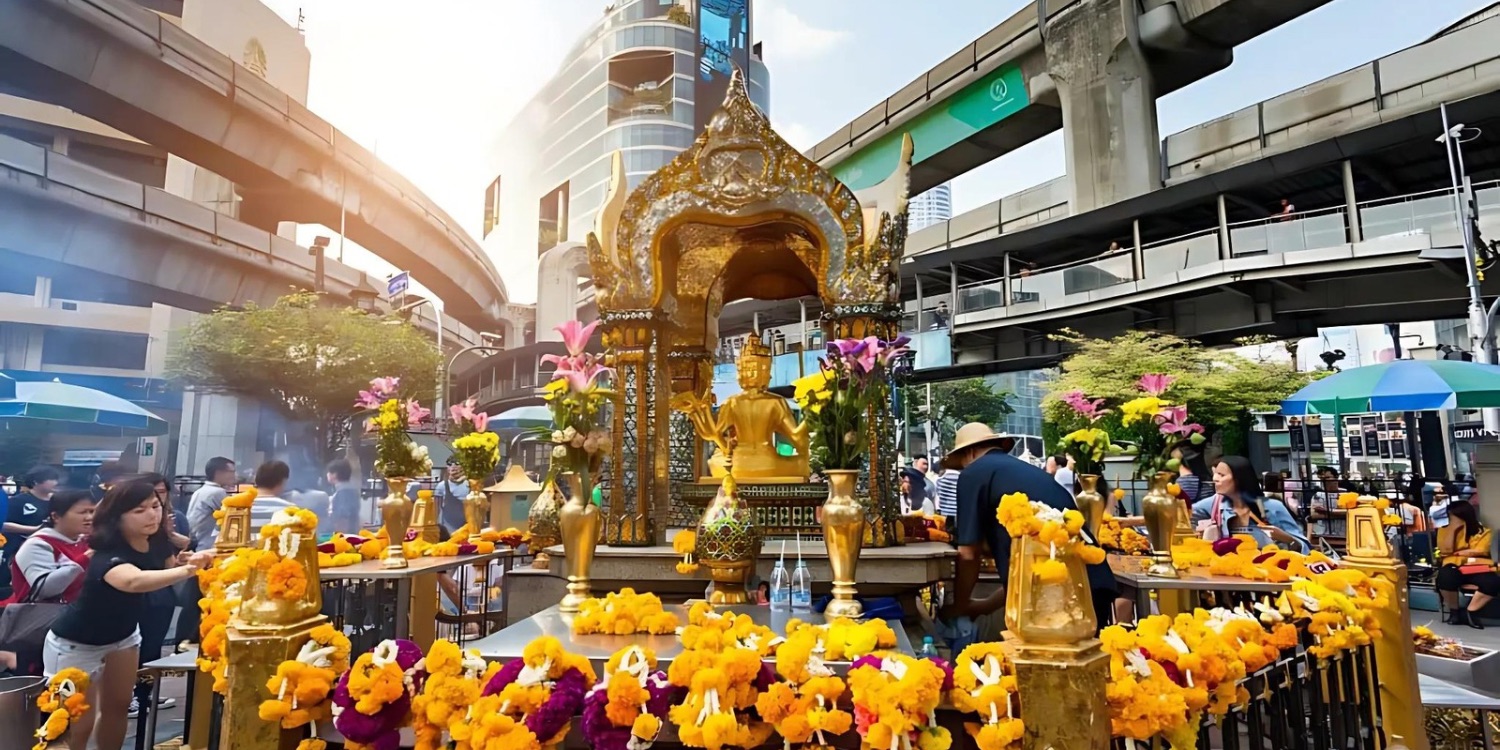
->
xmin=0 ymin=490 xmax=95 ymax=674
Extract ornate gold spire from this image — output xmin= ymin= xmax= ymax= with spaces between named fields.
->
xmin=587 ymin=68 xmax=911 ymax=313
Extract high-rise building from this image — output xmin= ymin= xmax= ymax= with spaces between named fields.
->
xmin=480 ymin=0 xmax=770 ymax=305
xmin=908 ymin=182 xmax=953 ymax=232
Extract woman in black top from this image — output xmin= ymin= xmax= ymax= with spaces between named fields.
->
xmin=43 ymin=480 xmax=213 ymax=750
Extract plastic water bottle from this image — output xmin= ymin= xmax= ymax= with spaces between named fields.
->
xmin=769 ymin=560 xmax=791 ymax=611
xmin=790 ymin=560 xmax=813 ymax=611
xmin=919 ymin=635 xmax=938 ymax=658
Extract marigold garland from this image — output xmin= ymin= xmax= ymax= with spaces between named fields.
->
xmin=1101 ymin=605 xmax=1305 ymax=749
xmin=258 ymin=624 xmax=353 ymax=729
xmin=847 ymin=653 xmax=952 ymax=750
xmin=756 ymin=626 xmax=854 ymax=748
xmin=948 ymin=643 xmax=1022 ymax=750
xmin=783 ymin=616 xmax=898 ymax=661
xmin=673 ymin=530 xmax=699 ymax=574
xmin=459 ymin=636 xmax=595 ymax=750
xmin=332 ymin=639 xmax=426 ymax=750
xmin=197 ymin=546 xmax=273 ymax=693
xmin=412 ymin=639 xmax=497 ymax=750
xmin=572 ymin=588 xmax=681 ymax=636
xmin=666 ymin=643 xmax=774 ymax=750
xmin=996 ymin=492 xmax=1106 ymax=584
xmin=678 ymin=602 xmax=780 ymax=656
xmin=34 ymin=669 xmax=90 ymax=750
xmin=581 ymin=646 xmax=673 ymax=750
xmin=1099 ymin=515 xmax=1151 ymax=555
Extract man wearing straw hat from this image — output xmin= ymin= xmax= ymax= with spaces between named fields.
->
xmin=940 ymin=423 xmax=1117 ymax=637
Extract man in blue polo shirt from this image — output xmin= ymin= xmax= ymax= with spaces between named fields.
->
xmin=941 ymin=423 xmax=1116 ymax=637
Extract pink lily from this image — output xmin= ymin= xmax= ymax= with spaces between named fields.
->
xmin=355 ymin=390 xmax=384 ymax=410
xmin=1137 ymin=373 xmax=1176 ymax=397
xmin=369 ymin=376 xmax=400 ymax=398
xmin=554 ymin=320 xmax=600 ymax=357
xmin=561 ymin=360 xmax=614 ymax=393
xmin=472 ymin=410 xmax=490 ymax=433
xmin=1061 ymin=390 xmax=1110 ymax=421
xmin=450 ymin=402 xmax=474 ymax=426
xmin=876 ymin=335 xmax=912 ymax=367
xmin=405 ymin=398 xmax=432 ymax=425
xmin=1156 ymin=405 xmax=1204 ymax=436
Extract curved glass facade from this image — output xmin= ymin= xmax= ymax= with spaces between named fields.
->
xmin=482 ymin=0 xmax=769 ymax=266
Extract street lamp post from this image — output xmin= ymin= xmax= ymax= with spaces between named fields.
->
xmin=443 ymin=338 xmax=504 ymax=416
xmin=1438 ymin=103 xmax=1499 ymax=431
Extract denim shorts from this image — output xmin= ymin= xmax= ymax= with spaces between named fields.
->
xmin=44 ymin=629 xmax=142 ymax=678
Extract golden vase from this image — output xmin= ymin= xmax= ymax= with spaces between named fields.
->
xmin=1074 ymin=474 xmax=1105 ymax=540
xmin=1004 ymin=536 xmax=1096 ymax=644
xmin=694 ymin=476 xmax=764 ymax=605
xmin=821 ymin=469 xmax=866 ymax=619
xmin=557 ymin=472 xmax=599 ymax=612
xmin=527 ymin=476 xmax=564 ymax=569
xmin=464 ymin=478 xmax=488 ymax=542
xmin=380 ymin=477 xmax=414 ymax=569
xmin=234 ymin=529 xmax=324 ymax=630
xmin=1141 ymin=471 xmax=1180 ymax=578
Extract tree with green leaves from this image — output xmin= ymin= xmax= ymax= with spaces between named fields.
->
xmin=904 ymin=377 xmax=1014 ymax=450
xmin=168 ymin=292 xmax=442 ymax=467
xmin=1042 ymin=329 xmax=1317 ymax=450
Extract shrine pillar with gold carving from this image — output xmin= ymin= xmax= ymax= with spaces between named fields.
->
xmin=1341 ymin=500 xmax=1428 ymax=750
xmin=600 ymin=311 xmax=670 ymax=545
xmin=666 ymin=348 xmax=715 ymax=527
xmin=828 ymin=305 xmax=903 ymax=547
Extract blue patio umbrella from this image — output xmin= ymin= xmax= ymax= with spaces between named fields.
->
xmin=1281 ymin=359 xmax=1500 ymax=415
xmin=0 ymin=379 xmax=168 ymax=434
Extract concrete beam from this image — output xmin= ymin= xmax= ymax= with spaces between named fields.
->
xmin=0 ymin=0 xmax=508 ymax=328
xmin=0 ymin=134 xmax=379 ymax=311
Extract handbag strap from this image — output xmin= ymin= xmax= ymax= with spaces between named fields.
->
xmin=1211 ymin=494 xmax=1225 ymax=525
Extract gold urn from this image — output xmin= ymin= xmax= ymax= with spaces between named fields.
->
xmin=694 ymin=475 xmax=764 ymax=605
xmin=528 ymin=475 xmax=564 ymax=569
xmin=1141 ymin=471 xmax=1180 ymax=578
xmin=379 ymin=477 xmax=414 ymax=569
xmin=557 ymin=472 xmax=600 ymax=612
xmin=411 ymin=488 xmax=444 ymax=543
xmin=821 ymin=469 xmax=866 ymax=618
xmin=464 ymin=478 xmax=488 ymax=542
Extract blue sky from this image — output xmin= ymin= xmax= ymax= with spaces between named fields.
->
xmin=264 ymin=0 xmax=1489 ymax=298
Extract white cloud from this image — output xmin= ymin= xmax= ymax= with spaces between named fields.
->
xmin=756 ymin=1 xmax=849 ymax=62
xmin=773 ymin=120 xmax=817 ymax=152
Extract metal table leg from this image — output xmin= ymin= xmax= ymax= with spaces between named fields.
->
xmin=146 ymin=674 xmax=163 ymax=750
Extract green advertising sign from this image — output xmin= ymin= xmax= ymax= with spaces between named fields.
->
xmin=831 ymin=63 xmax=1029 ymax=191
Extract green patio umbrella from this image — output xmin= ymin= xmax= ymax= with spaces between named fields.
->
xmin=1281 ymin=359 xmax=1500 ymax=415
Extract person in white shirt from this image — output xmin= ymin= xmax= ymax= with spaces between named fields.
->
xmin=247 ymin=461 xmax=297 ymax=540
xmin=1047 ymin=454 xmax=1076 ymax=492
xmin=185 ymin=457 xmax=236 ymax=549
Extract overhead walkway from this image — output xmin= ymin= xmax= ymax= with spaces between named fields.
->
xmin=0 ymin=0 xmax=510 ymax=328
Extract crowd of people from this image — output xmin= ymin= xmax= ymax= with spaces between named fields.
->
xmin=0 ymin=454 xmax=482 ymax=750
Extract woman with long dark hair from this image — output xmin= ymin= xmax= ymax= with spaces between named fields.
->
xmin=1190 ymin=456 xmax=1309 ymax=552
xmin=1437 ymin=499 xmax=1497 ymax=628
xmin=42 ymin=480 xmax=213 ymax=750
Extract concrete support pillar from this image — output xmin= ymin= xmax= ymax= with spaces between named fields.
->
xmin=948 ymin=263 xmax=959 ymax=315
xmin=1045 ymin=0 xmax=1161 ymax=213
xmin=33 ymin=276 xmax=51 ymax=308
xmin=1002 ymin=254 xmax=1013 ymax=308
xmin=1342 ymin=160 xmax=1362 ymax=243
xmin=1217 ymin=194 xmax=1231 ymax=259
xmin=1131 ymin=219 xmax=1144 ymax=279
